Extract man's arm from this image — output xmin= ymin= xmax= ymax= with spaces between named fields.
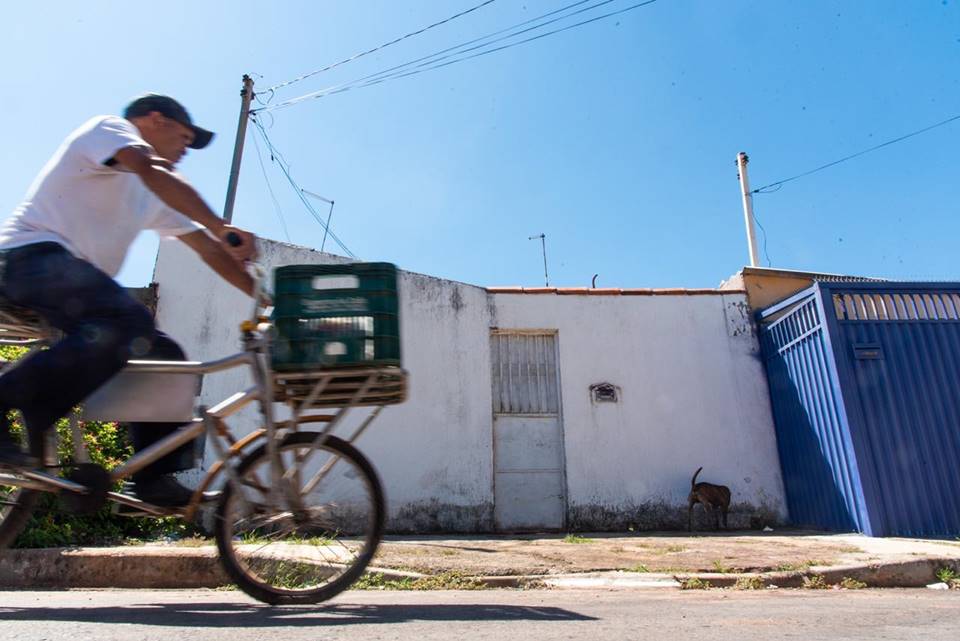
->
xmin=113 ymin=146 xmax=256 ymax=261
xmin=177 ymin=230 xmax=256 ymax=297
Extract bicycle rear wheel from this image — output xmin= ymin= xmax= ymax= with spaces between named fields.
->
xmin=0 ymin=425 xmax=47 ymax=548
xmin=214 ymin=432 xmax=385 ymax=605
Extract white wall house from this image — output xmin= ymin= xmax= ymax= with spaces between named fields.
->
xmin=154 ymin=238 xmax=787 ymax=532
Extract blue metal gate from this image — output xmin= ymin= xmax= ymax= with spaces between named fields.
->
xmin=759 ymin=282 xmax=960 ymax=537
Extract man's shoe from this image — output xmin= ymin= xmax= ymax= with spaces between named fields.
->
xmin=132 ymin=475 xmax=194 ymax=507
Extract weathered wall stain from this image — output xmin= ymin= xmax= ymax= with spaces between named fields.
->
xmin=391 ymin=500 xmax=494 ymax=533
xmin=450 ymin=286 xmax=464 ymax=313
xmin=568 ymin=500 xmax=783 ymax=532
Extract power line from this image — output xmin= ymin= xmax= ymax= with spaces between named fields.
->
xmin=250 ymin=117 xmax=357 ymax=258
xmin=752 ymin=112 xmax=960 ymax=194
xmin=265 ymin=0 xmax=499 ymax=94
xmin=751 ymin=196 xmax=772 ymax=267
xmin=259 ymin=0 xmax=658 ymax=113
xmin=357 ymin=0 xmax=662 ymax=98
xmin=257 ymin=0 xmax=597 ymax=111
xmin=260 ymin=0 xmax=625 ymax=111
xmin=249 ymin=123 xmax=292 ymax=242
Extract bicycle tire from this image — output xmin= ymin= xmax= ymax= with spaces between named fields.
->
xmin=0 ymin=429 xmax=47 ymax=548
xmin=214 ymin=432 xmax=385 ymax=605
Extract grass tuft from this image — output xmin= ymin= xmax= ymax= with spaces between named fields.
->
xmin=562 ymin=534 xmax=593 ymax=544
xmin=734 ymin=576 xmax=765 ymax=590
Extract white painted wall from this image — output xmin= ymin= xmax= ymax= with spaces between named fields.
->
xmin=492 ymin=294 xmax=787 ymax=530
xmin=154 ymin=238 xmax=786 ymax=532
xmin=154 ymin=239 xmax=496 ymax=531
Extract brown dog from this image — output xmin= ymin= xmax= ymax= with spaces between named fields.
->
xmin=687 ymin=467 xmax=731 ymax=531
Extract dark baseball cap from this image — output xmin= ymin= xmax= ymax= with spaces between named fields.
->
xmin=123 ymin=93 xmax=214 ymax=149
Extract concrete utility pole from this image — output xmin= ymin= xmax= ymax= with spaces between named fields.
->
xmin=223 ymin=74 xmax=255 ymax=223
xmin=736 ymin=152 xmax=761 ymax=267
xmin=529 ymin=233 xmax=549 ymax=287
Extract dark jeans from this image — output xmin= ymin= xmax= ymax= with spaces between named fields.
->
xmin=0 ymin=242 xmax=193 ymax=480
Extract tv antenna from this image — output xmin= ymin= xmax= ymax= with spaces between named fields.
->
xmin=528 ymin=233 xmax=549 ymax=287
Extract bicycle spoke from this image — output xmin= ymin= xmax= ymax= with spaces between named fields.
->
xmin=215 ymin=433 xmax=383 ymax=602
xmin=300 ymin=454 xmax=340 ymax=496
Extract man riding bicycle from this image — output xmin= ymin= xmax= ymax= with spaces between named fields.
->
xmin=0 ymin=94 xmax=257 ymax=506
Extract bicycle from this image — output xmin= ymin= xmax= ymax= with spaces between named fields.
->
xmin=0 ymin=256 xmax=406 ymax=605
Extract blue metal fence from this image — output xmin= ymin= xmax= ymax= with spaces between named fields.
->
xmin=759 ymin=282 xmax=960 ymax=537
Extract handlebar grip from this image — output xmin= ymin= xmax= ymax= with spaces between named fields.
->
xmin=225 ymin=231 xmax=243 ymax=247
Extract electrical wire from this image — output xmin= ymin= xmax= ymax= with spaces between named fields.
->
xmin=752 ymin=112 xmax=960 ymax=194
xmin=250 ymin=116 xmax=357 ymax=258
xmin=265 ymin=0 xmax=499 ymax=93
xmin=259 ymin=0 xmax=659 ymax=112
xmin=249 ymin=123 xmax=292 ymax=242
xmin=356 ymin=0 xmax=662 ymax=97
xmin=751 ymin=194 xmax=772 ymax=267
xmin=259 ymin=0 xmax=622 ymax=111
xmin=259 ymin=0 xmax=597 ymax=110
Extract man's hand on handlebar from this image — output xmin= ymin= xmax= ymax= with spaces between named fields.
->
xmin=218 ymin=226 xmax=257 ymax=263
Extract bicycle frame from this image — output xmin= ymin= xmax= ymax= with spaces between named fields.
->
xmin=0 ymin=326 xmax=405 ymax=521
xmin=0 ymin=325 xmax=267 ymax=513
xmin=0 ymin=263 xmax=406 ymax=523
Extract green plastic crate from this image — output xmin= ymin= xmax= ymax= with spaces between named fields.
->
xmin=271 ymin=262 xmax=400 ymax=371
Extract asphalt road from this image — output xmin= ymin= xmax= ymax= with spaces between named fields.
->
xmin=0 ymin=588 xmax=957 ymax=641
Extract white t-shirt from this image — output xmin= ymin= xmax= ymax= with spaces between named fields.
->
xmin=0 ymin=115 xmax=202 ymax=277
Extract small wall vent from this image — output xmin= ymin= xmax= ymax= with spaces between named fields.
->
xmin=590 ymin=383 xmax=619 ymax=403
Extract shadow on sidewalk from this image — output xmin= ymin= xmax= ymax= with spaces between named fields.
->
xmin=0 ymin=600 xmax=597 ymax=627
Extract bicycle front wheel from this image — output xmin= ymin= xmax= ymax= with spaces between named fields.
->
xmin=214 ymin=432 xmax=385 ymax=605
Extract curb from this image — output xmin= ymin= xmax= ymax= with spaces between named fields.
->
xmin=1 ymin=548 xmax=959 ymax=591
xmin=671 ymin=557 xmax=960 ymax=589
xmin=0 ymin=548 xmax=424 ymax=590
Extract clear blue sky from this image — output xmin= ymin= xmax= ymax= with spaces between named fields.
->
xmin=1 ymin=1 xmax=958 ymax=289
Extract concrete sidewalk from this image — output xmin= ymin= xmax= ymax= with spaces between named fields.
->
xmin=1 ymin=530 xmax=959 ymax=590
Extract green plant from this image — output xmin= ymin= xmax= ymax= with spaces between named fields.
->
xmin=626 ymin=564 xmax=650 ymax=573
xmin=262 ymin=560 xmax=325 ymax=590
xmin=678 ymin=577 xmax=711 ymax=590
xmin=801 ymin=574 xmax=829 ymax=590
xmin=353 ymin=573 xmax=413 ymax=590
xmin=6 ymin=407 xmax=201 ymax=548
xmin=354 ymin=571 xmax=487 ymax=591
xmin=839 ymin=577 xmax=867 ymax=590
xmin=734 ymin=576 xmax=765 ymax=590
xmin=776 ymin=559 xmax=831 ymax=572
xmin=803 ymin=559 xmax=830 ymax=568
xmin=563 ymin=534 xmax=593 ymax=544
xmin=711 ymin=560 xmax=741 ymax=574
xmin=935 ymin=566 xmax=958 ymax=584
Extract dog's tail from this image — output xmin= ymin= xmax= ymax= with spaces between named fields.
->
xmin=691 ymin=466 xmax=703 ymax=488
